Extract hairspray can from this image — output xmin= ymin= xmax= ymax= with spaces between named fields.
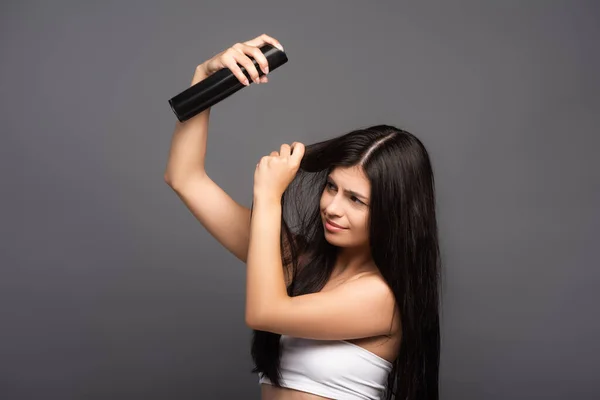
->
xmin=168 ymin=43 xmax=288 ymax=122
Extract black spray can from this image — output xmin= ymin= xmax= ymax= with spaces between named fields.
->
xmin=168 ymin=43 xmax=288 ymax=122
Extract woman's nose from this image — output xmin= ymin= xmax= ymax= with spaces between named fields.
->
xmin=324 ymin=197 xmax=343 ymax=216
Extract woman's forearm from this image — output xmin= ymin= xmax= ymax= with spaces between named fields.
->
xmin=164 ymin=69 xmax=212 ymax=187
xmin=245 ymin=196 xmax=288 ymax=326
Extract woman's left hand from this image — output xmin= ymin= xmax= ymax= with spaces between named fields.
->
xmin=254 ymin=142 xmax=305 ymax=202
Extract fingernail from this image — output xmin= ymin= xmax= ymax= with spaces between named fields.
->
xmin=275 ymin=43 xmax=284 ymax=52
xmin=264 ymin=66 xmax=269 ymax=74
xmin=244 ymin=79 xmax=249 ymax=86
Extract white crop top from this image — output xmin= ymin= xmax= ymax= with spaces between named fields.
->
xmin=258 ymin=334 xmax=393 ymax=399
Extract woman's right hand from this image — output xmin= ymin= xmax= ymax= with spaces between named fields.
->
xmin=192 ymin=34 xmax=284 ymax=87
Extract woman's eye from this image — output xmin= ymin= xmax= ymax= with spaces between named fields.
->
xmin=327 ymin=183 xmax=363 ymax=205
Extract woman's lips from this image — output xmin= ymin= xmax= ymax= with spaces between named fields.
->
xmin=326 ymin=219 xmax=346 ymax=229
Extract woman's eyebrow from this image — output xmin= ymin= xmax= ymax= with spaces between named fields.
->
xmin=327 ymin=176 xmax=369 ymax=200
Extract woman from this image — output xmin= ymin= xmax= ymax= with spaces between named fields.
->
xmin=164 ymin=34 xmax=441 ymax=400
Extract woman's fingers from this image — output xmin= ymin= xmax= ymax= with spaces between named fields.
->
xmin=224 ymin=34 xmax=282 ymax=86
xmin=196 ymin=34 xmax=282 ymax=87
xmin=221 ymin=50 xmax=251 ymax=86
xmin=229 ymin=45 xmax=262 ymax=84
xmin=231 ymin=44 xmax=262 ymax=83
xmin=279 ymin=144 xmax=291 ymax=157
xmin=290 ymin=142 xmax=305 ymax=164
xmin=234 ymin=43 xmax=270 ymax=76
xmin=244 ymin=33 xmax=284 ymax=53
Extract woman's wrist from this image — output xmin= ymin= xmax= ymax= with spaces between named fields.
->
xmin=191 ymin=63 xmax=210 ymax=85
xmin=253 ymin=193 xmax=281 ymax=208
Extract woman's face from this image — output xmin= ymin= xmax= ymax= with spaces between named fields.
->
xmin=319 ymin=166 xmax=371 ymax=247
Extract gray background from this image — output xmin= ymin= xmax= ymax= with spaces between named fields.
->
xmin=1 ymin=0 xmax=599 ymax=399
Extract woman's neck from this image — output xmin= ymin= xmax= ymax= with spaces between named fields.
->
xmin=332 ymin=245 xmax=376 ymax=277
